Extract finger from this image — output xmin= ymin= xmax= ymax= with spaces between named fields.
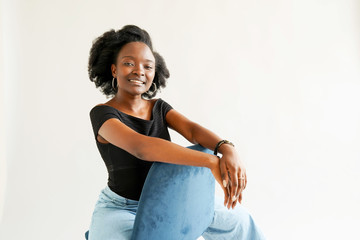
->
xmin=227 ymin=182 xmax=232 ymax=209
xmin=237 ymin=172 xmax=243 ymax=193
xmin=222 ymin=186 xmax=227 ymax=205
xmin=231 ymin=199 xmax=237 ymax=209
xmin=239 ymin=172 xmax=246 ymax=192
xmin=232 ymin=190 xmax=239 ymax=209
xmin=238 ymin=191 xmax=243 ymax=204
xmin=226 ymin=184 xmax=231 ymax=208
xmin=221 ymin=182 xmax=229 ymax=207
xmin=220 ymin=159 xmax=229 ymax=188
xmin=236 ymin=180 xmax=243 ymax=200
xmin=243 ymin=174 xmax=247 ymax=191
xmin=229 ymin=171 xmax=239 ymax=203
xmin=241 ymin=174 xmax=246 ymax=192
xmin=244 ymin=173 xmax=247 ymax=190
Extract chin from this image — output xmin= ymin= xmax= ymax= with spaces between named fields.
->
xmin=128 ymin=90 xmax=146 ymax=96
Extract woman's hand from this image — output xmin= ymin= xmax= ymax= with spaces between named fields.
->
xmin=218 ymin=145 xmax=247 ymax=209
xmin=209 ymin=155 xmax=230 ymax=207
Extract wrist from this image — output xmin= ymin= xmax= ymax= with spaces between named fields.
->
xmin=208 ymin=154 xmax=219 ymax=170
xmin=214 ymin=140 xmax=235 ymax=155
xmin=218 ymin=143 xmax=235 ymax=155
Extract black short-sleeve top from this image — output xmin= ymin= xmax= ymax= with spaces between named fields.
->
xmin=89 ymin=98 xmax=173 ymax=200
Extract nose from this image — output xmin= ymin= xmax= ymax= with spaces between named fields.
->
xmin=132 ymin=65 xmax=145 ymax=76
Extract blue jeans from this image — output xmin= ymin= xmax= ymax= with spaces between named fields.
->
xmin=88 ymin=186 xmax=266 ymax=240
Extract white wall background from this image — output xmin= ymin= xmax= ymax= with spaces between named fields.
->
xmin=1 ymin=0 xmax=359 ymax=239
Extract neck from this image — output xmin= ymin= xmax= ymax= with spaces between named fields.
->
xmin=111 ymin=92 xmax=146 ymax=112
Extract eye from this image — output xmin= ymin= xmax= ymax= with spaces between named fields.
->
xmin=123 ymin=62 xmax=134 ymax=66
xmin=145 ymin=65 xmax=153 ymax=70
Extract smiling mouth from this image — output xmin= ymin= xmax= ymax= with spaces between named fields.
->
xmin=128 ymin=79 xmax=145 ymax=84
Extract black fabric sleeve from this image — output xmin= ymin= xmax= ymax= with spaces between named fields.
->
xmin=157 ymin=98 xmax=174 ymax=122
xmin=89 ymin=105 xmax=120 ymax=140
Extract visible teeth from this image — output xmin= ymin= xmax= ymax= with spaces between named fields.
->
xmin=129 ymin=79 xmax=144 ymax=84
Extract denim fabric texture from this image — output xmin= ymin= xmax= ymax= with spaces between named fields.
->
xmin=131 ymin=144 xmax=215 ymax=239
xmin=87 ymin=145 xmax=266 ymax=240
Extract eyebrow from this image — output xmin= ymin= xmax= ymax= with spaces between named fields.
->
xmin=121 ymin=56 xmax=154 ymax=63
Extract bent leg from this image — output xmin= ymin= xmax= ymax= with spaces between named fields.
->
xmin=88 ymin=186 xmax=138 ymax=240
xmin=202 ymin=196 xmax=266 ymax=240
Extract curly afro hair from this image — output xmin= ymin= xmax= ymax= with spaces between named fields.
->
xmin=88 ymin=25 xmax=170 ymax=98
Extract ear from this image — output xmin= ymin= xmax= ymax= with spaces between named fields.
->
xmin=111 ymin=64 xmax=116 ymax=77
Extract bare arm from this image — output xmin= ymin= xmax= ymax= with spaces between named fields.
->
xmin=98 ymin=118 xmax=219 ymax=169
xmin=166 ymin=109 xmax=247 ymax=209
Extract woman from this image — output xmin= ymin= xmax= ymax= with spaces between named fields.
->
xmin=87 ymin=25 xmax=265 ymax=239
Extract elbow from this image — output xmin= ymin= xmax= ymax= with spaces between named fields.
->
xmin=189 ymin=122 xmax=199 ymax=144
xmin=131 ymin=137 xmax=153 ymax=161
xmin=132 ymin=137 xmax=168 ymax=162
xmin=132 ymin=146 xmax=147 ymax=161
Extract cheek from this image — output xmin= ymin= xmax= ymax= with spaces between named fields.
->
xmin=116 ymin=65 xmax=130 ymax=76
xmin=120 ymin=69 xmax=129 ymax=76
xmin=147 ymin=71 xmax=156 ymax=81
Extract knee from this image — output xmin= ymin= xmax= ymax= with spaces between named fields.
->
xmin=233 ymin=205 xmax=256 ymax=228
xmin=232 ymin=206 xmax=265 ymax=239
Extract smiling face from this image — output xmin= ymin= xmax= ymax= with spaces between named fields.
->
xmin=111 ymin=41 xmax=156 ymax=97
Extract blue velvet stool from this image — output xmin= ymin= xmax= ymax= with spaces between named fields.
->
xmin=85 ymin=144 xmax=215 ymax=240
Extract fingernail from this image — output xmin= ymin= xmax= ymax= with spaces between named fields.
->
xmin=223 ymin=180 xmax=227 ymax=188
xmin=232 ymin=196 xmax=237 ymax=202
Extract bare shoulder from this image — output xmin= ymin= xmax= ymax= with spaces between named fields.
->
xmin=93 ymin=98 xmax=116 ymax=108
